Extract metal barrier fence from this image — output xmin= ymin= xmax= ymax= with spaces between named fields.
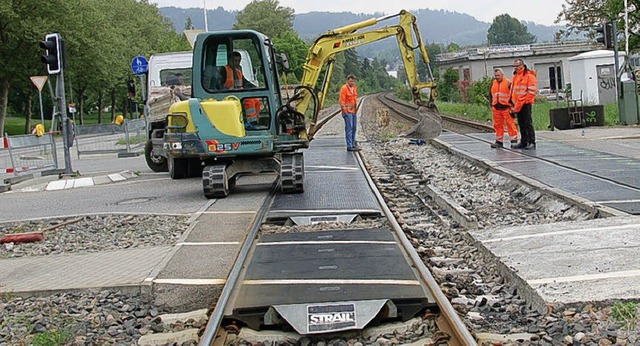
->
xmin=0 ymin=133 xmax=58 ymax=183
xmin=74 ymin=118 xmax=147 ymax=158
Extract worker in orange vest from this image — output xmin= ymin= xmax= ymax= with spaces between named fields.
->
xmin=510 ymin=59 xmax=538 ymax=150
xmin=340 ymin=74 xmax=359 ymax=151
xmin=489 ymin=68 xmax=518 ymax=148
xmin=223 ymin=51 xmax=261 ymax=129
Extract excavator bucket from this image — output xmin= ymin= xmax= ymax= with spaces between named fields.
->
xmin=404 ymin=105 xmax=442 ymax=140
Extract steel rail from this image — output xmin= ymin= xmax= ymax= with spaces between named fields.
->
xmin=353 ymin=141 xmax=477 ymax=345
xmin=198 ymin=180 xmax=279 ymax=346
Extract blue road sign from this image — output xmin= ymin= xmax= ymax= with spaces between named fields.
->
xmin=131 ymin=55 xmax=148 ymax=75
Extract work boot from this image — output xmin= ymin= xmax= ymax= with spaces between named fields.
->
xmin=514 ymin=141 xmax=527 ymax=149
xmin=510 ymin=140 xmax=518 ymax=149
xmin=524 ymin=142 xmax=536 ymax=150
xmin=490 ymin=141 xmax=503 ymax=149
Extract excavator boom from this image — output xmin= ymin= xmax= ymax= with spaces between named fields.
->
xmin=294 ymin=10 xmax=439 ymax=138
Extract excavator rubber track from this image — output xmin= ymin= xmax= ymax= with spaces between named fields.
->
xmin=203 ymin=164 xmax=236 ymax=199
xmin=280 ymin=152 xmax=304 ymax=194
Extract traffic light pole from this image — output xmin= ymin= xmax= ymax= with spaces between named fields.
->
xmin=612 ymin=21 xmax=624 ymax=118
xmin=56 ymin=64 xmax=73 ymax=175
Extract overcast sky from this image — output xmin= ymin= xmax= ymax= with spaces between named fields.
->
xmin=150 ymin=0 xmax=565 ymax=26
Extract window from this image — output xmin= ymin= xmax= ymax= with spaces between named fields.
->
xmin=243 ymin=96 xmax=270 ymax=131
xmin=201 ymin=36 xmax=266 ymax=93
xmin=549 ymin=66 xmax=562 ymax=91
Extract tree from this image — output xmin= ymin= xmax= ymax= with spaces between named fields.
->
xmin=487 ymin=14 xmax=537 ymax=45
xmin=233 ymin=0 xmax=294 ymax=39
xmin=556 ymin=0 xmax=640 ymax=49
xmin=273 ymin=30 xmax=308 ymax=82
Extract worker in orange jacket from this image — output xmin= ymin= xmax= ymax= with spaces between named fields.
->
xmin=510 ymin=59 xmax=538 ymax=150
xmin=340 ymin=74 xmax=359 ymax=151
xmin=223 ymin=51 xmax=261 ymax=129
xmin=489 ymin=68 xmax=518 ymax=148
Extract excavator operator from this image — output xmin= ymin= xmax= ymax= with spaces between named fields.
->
xmin=221 ymin=51 xmax=261 ymax=129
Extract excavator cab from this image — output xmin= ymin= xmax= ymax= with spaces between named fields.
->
xmin=163 ymin=30 xmax=310 ymax=198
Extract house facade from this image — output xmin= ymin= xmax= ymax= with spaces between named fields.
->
xmin=436 ymin=41 xmax=601 ymax=92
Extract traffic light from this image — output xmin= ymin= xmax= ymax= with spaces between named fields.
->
xmin=39 ymin=33 xmax=63 ymax=74
xmin=596 ymin=23 xmax=613 ymax=50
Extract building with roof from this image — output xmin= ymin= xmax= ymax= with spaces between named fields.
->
xmin=436 ymin=41 xmax=601 ymax=92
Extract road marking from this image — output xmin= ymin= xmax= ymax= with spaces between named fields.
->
xmin=482 ymin=223 xmax=639 ymax=243
xmin=243 ymin=279 xmax=421 ymax=286
xmin=258 ymin=241 xmax=396 ymax=246
xmin=598 ymin=199 xmax=640 ymax=204
xmin=151 ymin=278 xmax=227 ymax=285
xmin=186 ymin=200 xmax=216 ymax=224
xmin=200 ymin=211 xmax=257 ymax=214
xmin=177 ymin=242 xmax=239 ymax=246
xmin=528 ymin=269 xmax=640 ymax=285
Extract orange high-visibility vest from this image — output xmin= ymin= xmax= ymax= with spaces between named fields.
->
xmin=511 ymin=69 xmax=538 ymax=113
xmin=339 ymin=83 xmax=358 ymax=113
xmin=243 ymin=98 xmax=261 ymax=119
xmin=491 ymin=78 xmax=511 ymax=107
xmin=224 ymin=65 xmax=243 ymax=89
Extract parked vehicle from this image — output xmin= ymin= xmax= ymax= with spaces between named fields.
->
xmin=539 ymin=88 xmax=566 ymax=101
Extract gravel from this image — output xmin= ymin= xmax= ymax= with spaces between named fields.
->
xmin=358 ymin=97 xmax=640 ymax=345
xmin=1 ymin=98 xmax=638 ymax=345
xmin=0 ymin=214 xmax=189 ymax=258
xmin=0 ymin=290 xmax=205 ymax=345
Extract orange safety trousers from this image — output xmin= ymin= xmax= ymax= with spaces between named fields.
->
xmin=492 ymin=108 xmax=518 ymax=142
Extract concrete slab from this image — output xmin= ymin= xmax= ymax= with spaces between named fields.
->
xmin=184 ymin=212 xmax=255 ymax=243
xmin=0 ymin=247 xmax=171 ymax=294
xmin=108 ymin=173 xmax=126 ymax=182
xmin=46 ymin=180 xmax=66 ymax=191
xmin=64 ymin=179 xmax=74 ymax=189
xmin=470 ymin=216 xmax=640 ymax=308
xmin=154 ymin=244 xmax=238 ymax=280
xmin=92 ymin=175 xmax=112 ymax=185
xmin=73 ymin=177 xmax=94 ymax=188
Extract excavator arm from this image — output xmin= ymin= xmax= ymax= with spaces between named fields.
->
xmin=293 ymin=10 xmax=437 ymax=137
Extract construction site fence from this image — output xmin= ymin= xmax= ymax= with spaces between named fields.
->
xmin=0 ymin=133 xmax=58 ymax=184
xmin=74 ymin=118 xmax=147 ymax=158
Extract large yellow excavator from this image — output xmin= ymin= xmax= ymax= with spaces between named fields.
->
xmin=296 ymin=10 xmax=439 ymax=139
xmin=159 ymin=10 xmax=440 ymax=198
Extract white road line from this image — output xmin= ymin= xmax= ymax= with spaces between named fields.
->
xmin=177 ymin=242 xmax=240 ymax=246
xmin=258 ymin=240 xmax=396 ymax=246
xmin=482 ymin=223 xmax=639 ymax=243
xmin=528 ymin=269 xmax=640 ymax=285
xmin=152 ymin=278 xmax=227 ymax=285
xmin=242 ymin=279 xmax=421 ymax=285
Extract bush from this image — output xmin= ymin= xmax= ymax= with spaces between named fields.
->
xmin=468 ymin=77 xmax=492 ymax=105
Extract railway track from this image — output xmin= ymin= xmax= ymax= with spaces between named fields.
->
xmin=197 ymin=134 xmax=475 ymax=345
xmin=376 ymin=92 xmax=493 ymax=134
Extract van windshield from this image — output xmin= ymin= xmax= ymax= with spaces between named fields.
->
xmin=160 ymin=68 xmax=192 ymax=87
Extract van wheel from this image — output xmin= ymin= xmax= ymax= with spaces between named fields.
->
xmin=145 ymin=140 xmax=168 ymax=172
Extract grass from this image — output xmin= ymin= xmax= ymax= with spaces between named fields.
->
xmin=612 ymin=301 xmax=638 ymax=330
xmin=2 ymin=112 xmax=127 ymax=136
xmin=436 ymin=99 xmax=621 ymax=131
xmin=115 ymin=134 xmax=146 ymax=146
xmin=31 ymin=330 xmax=72 ymax=346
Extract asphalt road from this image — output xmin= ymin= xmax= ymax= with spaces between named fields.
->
xmin=0 ymin=154 xmax=276 ymax=223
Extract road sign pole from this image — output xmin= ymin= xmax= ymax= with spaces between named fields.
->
xmin=38 ymin=89 xmax=45 ymax=125
xmin=57 ymin=68 xmax=73 ymax=175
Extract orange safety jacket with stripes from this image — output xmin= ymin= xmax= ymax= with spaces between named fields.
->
xmin=339 ymin=83 xmax=358 ymax=114
xmin=224 ymin=65 xmax=261 ymax=120
xmin=510 ymin=68 xmax=538 ymax=113
xmin=243 ymin=98 xmax=261 ymax=119
xmin=490 ymin=78 xmax=511 ymax=110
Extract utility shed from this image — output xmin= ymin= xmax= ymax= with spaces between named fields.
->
xmin=568 ymin=50 xmax=626 ymax=104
